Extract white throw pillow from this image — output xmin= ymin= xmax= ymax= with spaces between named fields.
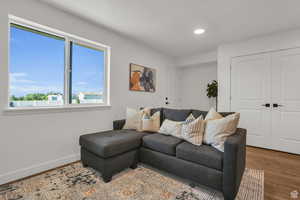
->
xmin=123 ymin=108 xmax=150 ymax=131
xmin=203 ymin=113 xmax=240 ymax=152
xmin=205 ymin=107 xmax=223 ymax=120
xmin=141 ymin=111 xmax=160 ymax=132
xmin=159 ymin=119 xmax=183 ymax=138
xmin=181 ymin=115 xmax=205 ymax=146
xmin=159 ymin=114 xmax=196 ymax=138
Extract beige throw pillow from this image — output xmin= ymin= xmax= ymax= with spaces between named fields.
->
xmin=203 ymin=113 xmax=240 ymax=152
xmin=141 ymin=111 xmax=160 ymax=132
xmin=181 ymin=115 xmax=205 ymax=146
xmin=123 ymin=108 xmax=150 ymax=131
xmin=205 ymin=107 xmax=223 ymax=120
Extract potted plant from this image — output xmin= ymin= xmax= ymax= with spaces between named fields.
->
xmin=206 ymin=80 xmax=218 ymax=111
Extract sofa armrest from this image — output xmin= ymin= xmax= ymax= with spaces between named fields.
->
xmin=113 ymin=119 xmax=126 ymax=130
xmin=223 ymin=128 xmax=247 ymax=200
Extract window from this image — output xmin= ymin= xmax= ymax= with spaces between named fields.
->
xmin=8 ymin=16 xmax=110 ymax=109
xmin=71 ymin=43 xmax=105 ymax=104
xmin=10 ymin=24 xmax=65 ymax=107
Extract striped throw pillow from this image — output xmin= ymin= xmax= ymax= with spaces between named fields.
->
xmin=181 ymin=115 xmax=205 ymax=146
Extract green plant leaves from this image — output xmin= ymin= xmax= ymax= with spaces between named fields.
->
xmin=206 ymin=80 xmax=218 ymax=98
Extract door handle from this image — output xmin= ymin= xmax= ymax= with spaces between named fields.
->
xmin=262 ymin=103 xmax=270 ymax=107
xmin=273 ymin=103 xmax=283 ymax=108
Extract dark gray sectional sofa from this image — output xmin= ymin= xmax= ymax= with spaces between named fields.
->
xmin=79 ymin=108 xmax=246 ymax=200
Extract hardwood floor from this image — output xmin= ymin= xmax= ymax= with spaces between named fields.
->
xmin=246 ymin=146 xmax=300 ymax=200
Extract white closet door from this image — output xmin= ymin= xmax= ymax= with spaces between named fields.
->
xmin=231 ymin=53 xmax=272 ymax=148
xmin=271 ymin=48 xmax=300 ymax=154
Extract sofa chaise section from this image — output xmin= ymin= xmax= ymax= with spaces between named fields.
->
xmin=79 ymin=129 xmax=148 ymax=182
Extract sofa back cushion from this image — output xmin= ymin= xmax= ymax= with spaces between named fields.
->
xmin=163 ymin=108 xmax=191 ymax=122
xmin=191 ymin=110 xmax=208 ymax=119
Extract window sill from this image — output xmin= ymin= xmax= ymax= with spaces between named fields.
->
xmin=3 ymin=104 xmax=111 ymax=115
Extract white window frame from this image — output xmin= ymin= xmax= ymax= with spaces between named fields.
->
xmin=6 ymin=15 xmax=111 ymax=112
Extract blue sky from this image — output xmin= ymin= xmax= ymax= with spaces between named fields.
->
xmin=10 ymin=26 xmax=104 ymax=97
xmin=72 ymin=43 xmax=104 ymax=95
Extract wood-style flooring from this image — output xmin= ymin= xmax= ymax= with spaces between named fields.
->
xmin=246 ymin=146 xmax=300 ymax=200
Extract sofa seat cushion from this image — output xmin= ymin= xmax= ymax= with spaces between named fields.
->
xmin=142 ymin=134 xmax=183 ymax=156
xmin=176 ymin=142 xmax=223 ymax=171
xmin=79 ymin=130 xmax=148 ymax=158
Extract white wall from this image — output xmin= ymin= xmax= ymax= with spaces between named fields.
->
xmin=177 ymin=62 xmax=217 ymax=110
xmin=218 ymin=28 xmax=300 ymax=111
xmin=175 ymin=50 xmax=217 ymax=67
xmin=0 ymin=0 xmax=176 ymax=184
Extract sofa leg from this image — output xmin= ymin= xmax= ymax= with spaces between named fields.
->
xmin=102 ymin=174 xmax=112 ymax=183
xmin=130 ymin=162 xmax=138 ymax=169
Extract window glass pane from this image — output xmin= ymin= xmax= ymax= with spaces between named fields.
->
xmin=71 ymin=43 xmax=105 ymax=104
xmin=9 ymin=24 xmax=65 ymax=107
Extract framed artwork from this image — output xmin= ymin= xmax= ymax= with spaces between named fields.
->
xmin=129 ymin=63 xmax=156 ymax=92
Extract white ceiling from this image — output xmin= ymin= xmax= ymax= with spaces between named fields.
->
xmin=40 ymin=0 xmax=300 ymax=58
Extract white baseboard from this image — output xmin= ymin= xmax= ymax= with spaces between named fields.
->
xmin=0 ymin=154 xmax=80 ymax=185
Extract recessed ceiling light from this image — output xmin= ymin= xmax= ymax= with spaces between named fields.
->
xmin=194 ymin=28 xmax=205 ymax=35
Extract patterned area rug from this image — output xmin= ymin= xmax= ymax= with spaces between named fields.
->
xmin=0 ymin=162 xmax=263 ymax=200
